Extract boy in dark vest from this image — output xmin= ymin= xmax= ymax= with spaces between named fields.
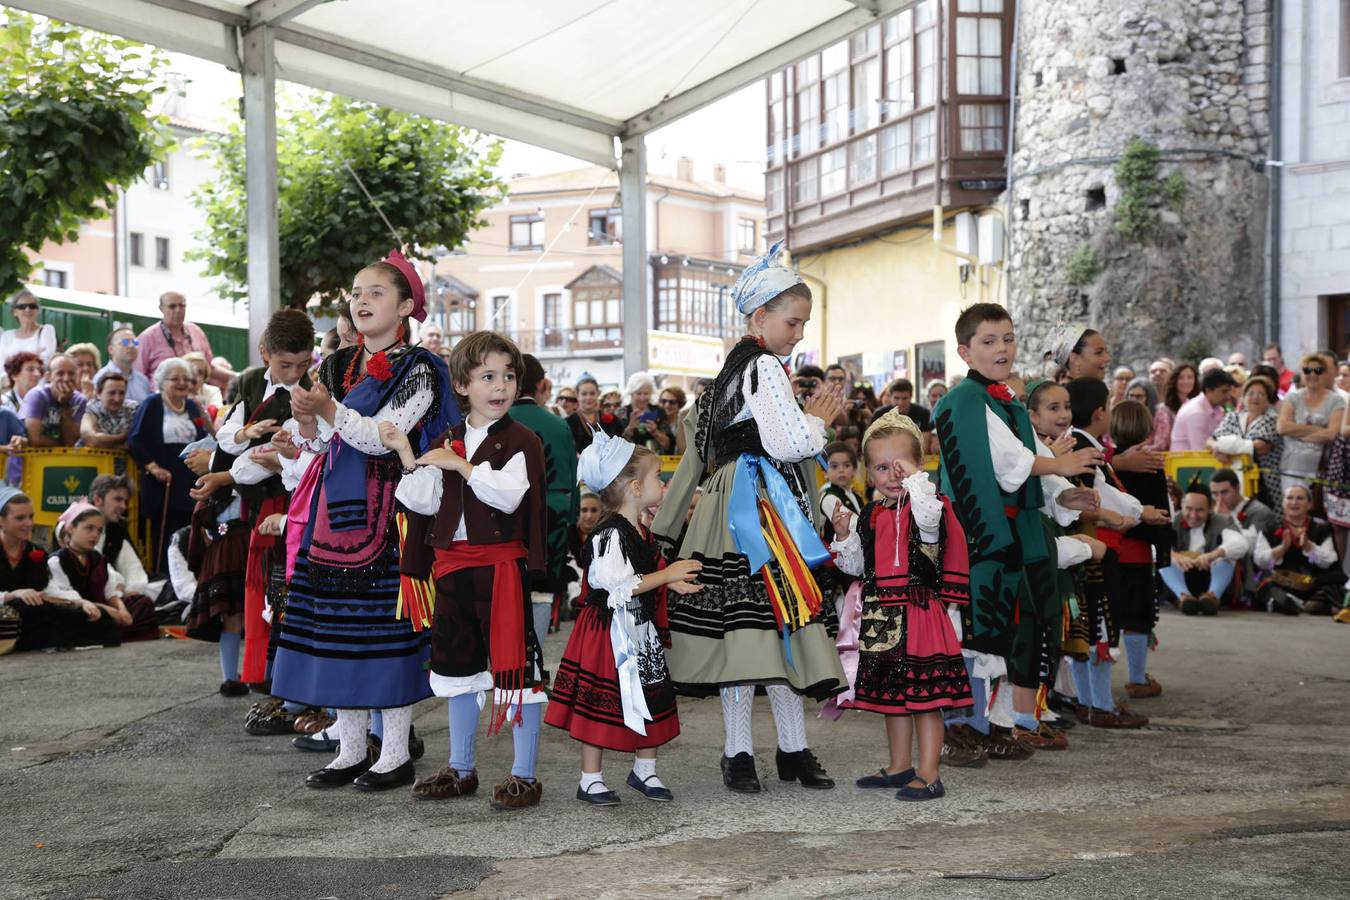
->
xmin=385 ymin=330 xmax=548 ymax=811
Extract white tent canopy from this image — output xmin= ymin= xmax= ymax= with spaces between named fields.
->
xmin=13 ymin=0 xmax=913 ymax=370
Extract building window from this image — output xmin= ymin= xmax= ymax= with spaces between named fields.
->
xmin=849 ymin=134 xmax=877 ymax=185
xmin=129 ymin=232 xmax=144 ymax=267
xmin=509 ymin=214 xmax=545 ymax=251
xmin=821 ymin=41 xmax=849 ymax=145
xmin=794 ymin=56 xmax=821 ymax=155
xmin=587 ymin=208 xmax=622 ymax=244
xmin=912 ymin=112 xmax=936 ymax=164
xmin=572 ymin=285 xmax=622 ymax=347
xmin=959 ymin=103 xmax=1006 ymax=152
xmin=880 ymin=120 xmax=911 ymax=173
xmin=151 ymin=159 xmax=169 ymax=190
xmin=653 ymin=262 xmax=740 ymax=338
xmin=956 ymin=13 xmax=1004 ymax=95
xmin=42 ymin=268 xmax=67 ymax=289
xmin=490 ymin=294 xmax=514 ymax=334
xmin=793 ymin=156 xmax=818 ymax=204
xmin=542 ymin=292 xmax=563 ymax=347
xmin=155 ymin=236 xmax=170 ymax=270
xmin=738 ymin=218 xmax=756 ymax=253
xmin=767 ymin=71 xmax=787 ymax=166
xmin=916 ymin=14 xmax=937 ymax=107
xmin=445 ymin=299 xmax=475 ymax=343
xmin=657 ymin=275 xmax=678 ymax=330
xmin=766 ymin=170 xmax=784 ymax=213
xmin=851 ymin=55 xmax=881 ymax=132
xmin=884 ymin=8 xmax=915 ymax=117
xmin=820 ymin=147 xmax=847 ymax=196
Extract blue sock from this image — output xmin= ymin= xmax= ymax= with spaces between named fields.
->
xmin=281 ymin=701 xmax=305 ymax=713
xmin=370 ymin=709 xmax=383 ymax=740
xmin=1088 ymin=658 xmax=1115 ymax=712
xmin=1070 ymin=659 xmax=1092 ymax=707
xmin=1013 ymin=711 xmax=1039 ymax=731
xmin=967 ymin=671 xmax=991 ymax=736
xmin=218 ymin=631 xmax=241 ymax=682
xmin=510 ymin=702 xmax=544 ymax=780
xmin=448 ymin=693 xmax=480 ymax=776
xmin=1122 ymin=633 xmax=1149 ymax=685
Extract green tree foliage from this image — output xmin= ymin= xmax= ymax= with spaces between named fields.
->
xmin=190 ymin=95 xmax=506 ymax=308
xmin=0 ymin=11 xmax=172 ymax=294
xmin=1065 ymin=244 xmax=1102 ymax=286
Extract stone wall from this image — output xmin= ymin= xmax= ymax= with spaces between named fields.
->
xmin=1008 ymin=0 xmax=1272 ymax=370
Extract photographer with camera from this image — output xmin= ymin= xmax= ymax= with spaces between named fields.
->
xmin=620 ymin=371 xmax=675 ymax=453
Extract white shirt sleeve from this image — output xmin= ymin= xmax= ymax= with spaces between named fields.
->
xmin=905 ymin=473 xmax=942 ymax=543
xmin=315 ymin=362 xmax=436 ymax=457
xmin=1217 ymin=526 xmax=1249 ymax=561
xmin=395 ymin=465 xmax=443 ymax=516
xmin=215 ymin=402 xmax=251 ymax=456
xmin=167 ymin=532 xmax=197 ymax=603
xmin=830 ymin=528 xmax=865 ymax=577
xmin=587 ymin=532 xmax=643 ymax=610
xmin=744 ymin=355 xmax=826 ymax=462
xmin=1034 ymin=442 xmax=1081 ymax=527
xmin=1251 ymin=531 xmax=1275 ymax=569
xmin=284 ymin=416 xmax=329 ymax=454
xmin=1307 ymin=534 xmax=1338 ymax=569
xmin=114 ymin=542 xmax=150 ymax=596
xmin=986 ymin=407 xmax=1036 ymax=494
xmin=45 ymin=557 xmax=82 ymax=602
xmin=1055 ymin=535 xmax=1093 ymax=568
xmin=229 ymin=451 xmax=275 ymax=486
xmin=39 ymin=324 xmax=57 ymax=364
xmin=467 ymin=451 xmax=529 ymax=514
xmin=278 ymin=449 xmax=315 ymax=493
xmin=104 ymin=564 xmax=126 ymax=599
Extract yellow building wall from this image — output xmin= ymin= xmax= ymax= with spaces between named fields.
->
xmin=793 ymin=216 xmax=1005 ymax=385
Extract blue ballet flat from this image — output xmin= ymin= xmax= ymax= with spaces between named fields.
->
xmin=896 ymin=777 xmax=946 ymax=802
xmin=856 ymin=767 xmax=915 ymax=789
xmin=576 ymin=784 xmax=622 ymax=806
xmin=626 ymin=770 xmax=674 ymax=802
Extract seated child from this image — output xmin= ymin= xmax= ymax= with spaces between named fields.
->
xmin=547 ymin=434 xmax=699 ymax=805
xmin=46 ymin=503 xmax=139 ymax=645
xmin=828 ymin=411 xmax=972 ymax=802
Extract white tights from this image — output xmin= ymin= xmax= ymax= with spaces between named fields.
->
xmin=720 ymin=684 xmax=807 ymax=757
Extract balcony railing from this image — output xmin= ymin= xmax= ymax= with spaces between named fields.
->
xmin=509 ymin=327 xmax=624 ymax=356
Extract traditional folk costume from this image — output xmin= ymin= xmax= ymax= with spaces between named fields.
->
xmin=93 ymin=515 xmax=160 ymax=641
xmin=271 ymin=250 xmax=456 ymax=790
xmin=1251 ymin=518 xmax=1342 ymax=615
xmin=818 ymin=483 xmax=864 ymax=638
xmin=52 ymin=503 xmax=158 ymax=643
xmin=398 ymin=413 xmax=548 ymax=808
xmin=652 ymin=242 xmax=844 ymax=792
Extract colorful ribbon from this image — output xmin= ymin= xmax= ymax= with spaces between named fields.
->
xmin=727 ymin=453 xmax=831 ymax=572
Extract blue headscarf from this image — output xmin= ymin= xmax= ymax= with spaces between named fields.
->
xmin=731 ymin=240 xmax=804 ymax=316
xmin=578 ymin=430 xmax=636 ymax=492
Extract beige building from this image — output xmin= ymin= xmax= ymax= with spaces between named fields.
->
xmin=25 ymin=214 xmax=118 ymax=295
xmin=432 ymin=161 xmax=765 ymax=388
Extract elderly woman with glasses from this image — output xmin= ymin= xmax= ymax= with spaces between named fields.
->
xmin=0 ymin=290 xmax=57 ymax=366
xmin=127 ymin=358 xmax=209 ymax=571
xmin=1276 ymin=353 xmax=1345 ymax=499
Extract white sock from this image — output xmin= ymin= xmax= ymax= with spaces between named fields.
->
xmin=579 ymin=770 xmax=607 ymax=794
xmin=632 ymin=756 xmax=664 ymax=789
xmin=312 ymin=725 xmax=336 ymax=742
xmin=720 ymin=685 xmax=754 ymax=757
xmin=766 ymin=684 xmax=807 ymax=753
xmin=330 ymin=708 xmax=370 ymax=769
xmin=369 ymin=705 xmax=411 ymax=773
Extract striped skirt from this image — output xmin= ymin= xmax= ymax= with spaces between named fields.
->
xmin=270 ymin=546 xmax=432 ymax=710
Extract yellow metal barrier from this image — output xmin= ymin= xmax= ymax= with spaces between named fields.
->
xmin=14 ymin=447 xmax=144 ymax=557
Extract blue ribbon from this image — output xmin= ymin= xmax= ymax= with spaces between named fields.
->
xmin=727 ymin=454 xmax=831 ymax=573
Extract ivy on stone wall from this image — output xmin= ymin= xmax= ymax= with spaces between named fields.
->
xmin=1113 ymin=139 xmax=1163 ymax=239
xmin=1065 ymin=245 xmax=1102 ymax=286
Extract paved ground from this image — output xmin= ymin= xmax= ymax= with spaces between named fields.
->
xmin=2 ymin=607 xmax=1347 ymax=900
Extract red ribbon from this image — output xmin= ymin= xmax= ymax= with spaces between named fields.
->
xmin=986 ymin=383 xmax=1014 ymax=403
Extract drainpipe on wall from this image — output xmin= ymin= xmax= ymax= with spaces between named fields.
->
xmin=1267 ymin=0 xmax=1282 ymax=346
xmin=652 ymin=186 xmax=670 ymax=257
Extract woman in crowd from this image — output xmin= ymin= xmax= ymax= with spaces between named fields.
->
xmin=1150 ymin=363 xmax=1199 ymax=452
xmin=1336 ymin=361 xmax=1350 ymax=396
xmin=566 ymin=375 xmax=619 ymax=453
xmin=1251 ymin=484 xmax=1342 ymax=615
xmin=621 ymin=372 xmax=672 ymax=453
xmin=183 ymin=351 xmax=224 ymax=423
xmin=1276 ymin=353 xmax=1345 ymax=497
xmin=0 ymin=487 xmax=120 ymax=651
xmin=1125 ymin=377 xmax=1158 ymax=413
xmin=1109 ymin=367 xmax=1136 ymax=408
xmin=655 ymin=386 xmax=686 ymax=449
xmin=924 ymin=379 xmax=948 ymax=413
xmin=1061 ymin=329 xmax=1112 ymax=381
xmin=127 ymin=359 xmax=209 ymax=572
xmin=2 ymin=351 xmax=43 ymax=414
xmin=1210 ymin=375 xmax=1282 ymax=508
xmin=0 ymin=290 xmax=57 ymax=365
xmin=66 ymin=343 xmax=102 ymax=398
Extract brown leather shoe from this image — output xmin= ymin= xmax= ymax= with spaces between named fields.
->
xmin=1013 ymin=723 xmax=1068 ymax=751
xmin=1199 ymin=592 xmax=1221 ymax=616
xmin=491 ymin=774 xmax=542 ymax=810
xmin=941 ymin=730 xmax=988 ymax=768
xmin=981 ymin=728 xmax=1035 ymax=760
xmin=1086 ymin=706 xmax=1148 ymax=728
xmin=412 ymin=766 xmax=480 ymax=800
xmin=1074 ymin=703 xmax=1091 ymax=724
xmin=1125 ymin=674 xmax=1163 ymax=699
xmin=293 ymin=708 xmax=335 ymax=735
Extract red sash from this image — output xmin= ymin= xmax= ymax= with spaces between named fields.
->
xmin=240 ymin=493 xmax=286 ymax=683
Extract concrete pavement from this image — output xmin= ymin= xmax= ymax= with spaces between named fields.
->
xmin=1 ymin=608 xmax=1347 ymax=899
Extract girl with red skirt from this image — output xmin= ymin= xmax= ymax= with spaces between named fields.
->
xmin=546 ymin=434 xmax=702 ymax=806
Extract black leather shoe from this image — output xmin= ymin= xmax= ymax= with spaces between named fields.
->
xmin=352 ymin=760 xmax=416 ymax=792
xmin=720 ymin=752 xmax=762 ymax=793
xmin=409 ymin=725 xmax=425 ymax=761
xmin=576 ymin=784 xmax=622 ymax=806
xmin=219 ymin=679 xmax=250 ymax=697
xmin=305 ymin=759 xmax=370 ymax=788
xmin=626 ymin=770 xmax=674 ymax=802
xmin=855 ymin=767 xmax=914 ymax=789
xmin=292 ymin=732 xmax=339 ymax=753
xmin=776 ymin=748 xmax=835 ymax=789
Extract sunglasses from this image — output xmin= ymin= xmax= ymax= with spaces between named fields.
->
xmin=557 ymin=396 xmax=578 ymax=403
xmin=117 ymin=338 xmax=140 ymax=348
xmin=659 ymin=398 xmax=679 ymax=406
xmin=1303 ymin=366 xmax=1325 ymax=376
xmin=13 ymin=303 xmax=37 ymax=311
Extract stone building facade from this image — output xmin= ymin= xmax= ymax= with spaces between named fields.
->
xmin=1008 ymin=0 xmax=1273 ymax=369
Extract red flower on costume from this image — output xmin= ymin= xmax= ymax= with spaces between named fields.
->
xmin=1237 ymin=511 xmax=1247 ymax=524
xmin=600 ymin=413 xmax=616 ymax=426
xmin=27 ymin=549 xmax=45 ymax=564
xmin=367 ymin=351 xmax=393 ymax=381
xmin=192 ymin=417 xmax=205 ymax=428
xmin=1102 ymin=445 xmax=1116 ymax=465
xmin=1273 ymin=528 xmax=1284 ymax=540
xmin=450 ymin=439 xmax=467 ymax=458
xmin=986 ymin=383 xmax=1014 ymax=403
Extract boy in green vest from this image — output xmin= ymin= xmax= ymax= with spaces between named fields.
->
xmin=933 ymin=304 xmax=1101 ymax=758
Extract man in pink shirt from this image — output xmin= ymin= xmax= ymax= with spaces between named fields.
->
xmin=1170 ymin=368 xmax=1237 ymax=451
xmin=135 ymin=292 xmax=214 ymax=380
